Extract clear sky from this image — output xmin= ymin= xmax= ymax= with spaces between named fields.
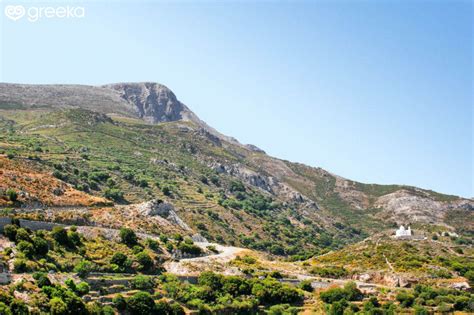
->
xmin=1 ymin=0 xmax=472 ymax=197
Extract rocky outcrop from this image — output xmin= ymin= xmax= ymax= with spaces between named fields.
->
xmin=209 ymin=161 xmax=319 ymax=210
xmin=104 ymin=82 xmax=190 ymax=123
xmin=138 ymin=200 xmax=191 ymax=231
xmin=374 ymin=190 xmax=473 ymax=226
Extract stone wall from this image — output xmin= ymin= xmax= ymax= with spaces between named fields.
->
xmin=0 ymin=217 xmax=65 ymax=232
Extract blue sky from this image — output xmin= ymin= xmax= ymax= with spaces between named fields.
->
xmin=1 ymin=0 xmax=472 ymax=197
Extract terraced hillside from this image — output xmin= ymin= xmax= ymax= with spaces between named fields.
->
xmin=0 ymin=83 xmax=472 ymax=260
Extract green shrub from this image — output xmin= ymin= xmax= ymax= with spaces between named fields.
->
xmin=32 ymin=236 xmax=49 ymax=256
xmin=104 ymin=188 xmax=124 ymax=202
xmin=33 ymin=272 xmax=51 ymax=287
xmin=119 ymin=228 xmax=138 ymax=246
xmin=15 ymin=228 xmax=31 ymax=243
xmin=131 ymin=275 xmax=155 ymax=291
xmin=74 ymin=260 xmax=92 ymax=278
xmin=127 ymin=291 xmax=155 ymax=315
xmin=17 ymin=241 xmax=34 ymax=258
xmin=51 ymin=227 xmax=68 ymax=246
xmin=10 ymin=299 xmax=28 ymax=315
xmin=76 ymin=282 xmax=90 ymax=296
xmin=299 ymin=280 xmax=313 ymax=292
xmin=111 ymin=252 xmax=129 ymax=267
xmin=65 ymin=278 xmax=77 ymax=291
xmin=396 ymin=291 xmax=415 ymax=307
xmin=113 ymin=294 xmax=127 ymax=311
xmin=6 ymin=189 xmax=17 ymax=202
xmin=3 ymin=224 xmax=18 ymax=241
xmin=136 ymin=252 xmax=154 ymax=272
xmin=0 ymin=302 xmax=12 ymax=315
xmin=311 ymin=266 xmax=348 ymax=279
xmin=49 ymin=297 xmax=67 ymax=315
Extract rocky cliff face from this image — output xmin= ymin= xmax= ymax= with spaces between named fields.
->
xmin=103 ymin=82 xmax=190 ymax=123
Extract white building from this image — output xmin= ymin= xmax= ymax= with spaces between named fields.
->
xmin=395 ymin=225 xmax=412 ymax=238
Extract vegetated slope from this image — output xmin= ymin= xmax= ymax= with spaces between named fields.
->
xmin=0 ymin=82 xmax=472 ymax=259
xmin=307 ymin=233 xmax=473 ymax=288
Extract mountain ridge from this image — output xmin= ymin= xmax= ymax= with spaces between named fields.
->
xmin=0 ymin=82 xmax=472 ymax=256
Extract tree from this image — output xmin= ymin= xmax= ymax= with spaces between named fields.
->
xmin=76 ymin=282 xmax=90 ymax=296
xmin=15 ymin=228 xmax=31 ymax=243
xmin=120 ymin=228 xmax=138 ymax=246
xmin=136 ymin=252 xmax=154 ymax=272
xmin=33 ymin=272 xmax=51 ymax=288
xmin=6 ymin=189 xmax=17 ymax=202
xmin=299 ymin=280 xmax=313 ymax=292
xmin=17 ymin=241 xmax=34 ymax=258
xmin=10 ymin=299 xmax=28 ymax=315
xmin=464 ymin=270 xmax=474 ymax=285
xmin=32 ymin=236 xmax=49 ymax=256
xmin=0 ymin=302 xmax=12 ymax=315
xmin=111 ymin=252 xmax=128 ymax=266
xmin=113 ymin=294 xmax=127 ymax=311
xmin=131 ymin=275 xmax=155 ymax=291
xmin=104 ymin=188 xmax=124 ymax=202
xmin=396 ymin=291 xmax=415 ymax=308
xmin=51 ymin=227 xmax=69 ymax=246
xmin=74 ymin=260 xmax=92 ymax=278
xmin=49 ymin=298 xmax=68 ymax=315
xmin=198 ymin=271 xmax=223 ymax=291
xmin=65 ymin=278 xmax=77 ymax=291
xmin=127 ymin=291 xmax=156 ymax=315
xmin=155 ymin=300 xmax=185 ymax=315
xmin=3 ymin=224 xmax=18 ymax=241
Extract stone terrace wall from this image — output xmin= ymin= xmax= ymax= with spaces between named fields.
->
xmin=0 ymin=217 xmax=65 ymax=232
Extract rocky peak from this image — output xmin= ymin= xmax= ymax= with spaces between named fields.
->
xmin=103 ymin=82 xmax=189 ymax=123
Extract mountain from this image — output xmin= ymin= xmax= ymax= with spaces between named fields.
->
xmin=0 ymin=82 xmax=472 ymax=258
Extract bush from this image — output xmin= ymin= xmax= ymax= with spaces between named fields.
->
xmin=15 ymin=228 xmax=31 ymax=243
xmin=10 ymin=299 xmax=28 ymax=315
xmin=131 ymin=275 xmax=155 ymax=291
xmin=76 ymin=282 xmax=90 ymax=296
xmin=0 ymin=302 xmax=12 ymax=315
xmin=113 ymin=294 xmax=127 ymax=311
xmin=110 ymin=253 xmax=128 ymax=267
xmin=6 ymin=189 xmax=17 ymax=202
xmin=251 ymin=278 xmax=303 ymax=305
xmin=198 ymin=271 xmax=223 ymax=291
xmin=414 ymin=305 xmax=429 ymax=315
xmin=155 ymin=300 xmax=185 ymax=315
xmin=32 ymin=236 xmax=49 ymax=256
xmin=13 ymin=259 xmax=28 ymax=272
xmin=3 ymin=224 xmax=17 ymax=241
xmin=319 ymin=282 xmax=363 ymax=304
xmin=33 ymin=272 xmax=51 ymax=287
xmin=178 ymin=242 xmax=202 ymax=256
xmin=104 ymin=188 xmax=124 ymax=202
xmin=127 ymin=291 xmax=156 ymax=315
xmin=49 ymin=297 xmax=68 ymax=315
xmin=51 ymin=227 xmax=69 ymax=246
xmin=311 ymin=266 xmax=348 ymax=279
xmin=17 ymin=241 xmax=34 ymax=258
xmin=396 ymin=291 xmax=415 ymax=307
xmin=74 ymin=260 xmax=92 ymax=278
xmin=120 ymin=228 xmax=138 ymax=246
xmin=136 ymin=252 xmax=154 ymax=272
xmin=299 ymin=280 xmax=313 ymax=292
xmin=65 ymin=278 xmax=77 ymax=291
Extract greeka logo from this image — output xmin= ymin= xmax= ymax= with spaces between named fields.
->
xmin=4 ymin=5 xmax=25 ymax=21
xmin=4 ymin=4 xmax=85 ymax=22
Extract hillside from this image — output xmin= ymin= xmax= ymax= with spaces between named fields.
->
xmin=0 ymin=82 xmax=473 ymax=314
xmin=0 ymin=83 xmax=472 ymax=259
